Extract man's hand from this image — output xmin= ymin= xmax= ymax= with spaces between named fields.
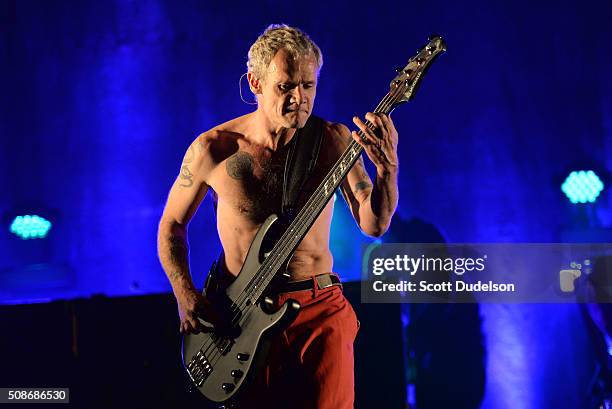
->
xmin=175 ymin=288 xmax=221 ymax=334
xmin=351 ymin=112 xmax=399 ymax=176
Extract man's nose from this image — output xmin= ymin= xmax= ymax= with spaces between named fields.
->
xmin=291 ymin=86 xmax=304 ymax=105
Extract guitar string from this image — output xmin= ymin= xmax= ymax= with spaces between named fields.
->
xmin=191 ymin=42 xmax=445 ymax=388
xmin=237 ymin=44 xmax=445 ymax=308
xmin=232 ymin=90 xmax=397 ymax=315
xmin=198 ymin=88 xmax=401 ymax=372
xmin=197 ymin=84 xmax=404 ymax=372
xmin=198 ymin=90 xmax=399 ymax=373
xmin=233 ymin=90 xmax=398 ymax=311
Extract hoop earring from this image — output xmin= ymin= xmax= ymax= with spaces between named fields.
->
xmin=239 ymin=72 xmax=258 ymax=105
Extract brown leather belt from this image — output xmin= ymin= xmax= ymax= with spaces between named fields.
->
xmin=280 ymin=273 xmax=342 ymax=293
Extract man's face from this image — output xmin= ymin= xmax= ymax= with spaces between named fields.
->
xmin=257 ymin=49 xmax=318 ymax=129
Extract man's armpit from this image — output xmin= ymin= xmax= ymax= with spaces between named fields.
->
xmin=354 ymin=180 xmax=372 ymax=192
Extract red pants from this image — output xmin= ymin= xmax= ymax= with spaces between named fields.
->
xmin=237 ymin=274 xmax=360 ymax=409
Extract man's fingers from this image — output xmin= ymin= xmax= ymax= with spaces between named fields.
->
xmin=352 ymin=127 xmax=381 ymax=153
xmin=365 ymin=112 xmax=384 ymax=133
xmin=357 ymin=113 xmax=387 ymax=142
xmin=352 ymin=131 xmax=374 ymax=148
xmin=379 ymin=114 xmax=398 ymax=146
xmin=352 ymin=115 xmax=367 ymax=133
xmin=377 ymin=113 xmax=394 ymax=135
xmin=197 ymin=303 xmax=222 ymax=326
xmin=352 ymin=118 xmax=378 ymax=146
xmin=196 ymin=317 xmax=216 ymax=333
xmin=355 ymin=130 xmax=377 ymax=147
xmin=180 ymin=315 xmax=205 ymax=334
xmin=352 ymin=132 xmax=384 ymax=163
xmin=379 ymin=112 xmax=392 ymax=128
xmin=179 ymin=316 xmax=217 ymax=335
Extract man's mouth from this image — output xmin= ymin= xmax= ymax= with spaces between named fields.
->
xmin=285 ymin=108 xmax=306 ymax=114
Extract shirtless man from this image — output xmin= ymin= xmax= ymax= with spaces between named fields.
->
xmin=157 ymin=24 xmax=399 ymax=408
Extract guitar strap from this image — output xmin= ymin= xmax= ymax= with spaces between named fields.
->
xmin=281 ymin=114 xmax=324 ymax=221
xmin=205 ymin=115 xmax=324 ymax=294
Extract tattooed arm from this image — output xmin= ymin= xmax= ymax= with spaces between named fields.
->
xmin=329 ymin=123 xmax=399 ymax=237
xmin=157 ymin=136 xmax=217 ymax=333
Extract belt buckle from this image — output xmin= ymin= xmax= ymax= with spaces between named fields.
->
xmin=315 ymin=274 xmax=334 ymax=290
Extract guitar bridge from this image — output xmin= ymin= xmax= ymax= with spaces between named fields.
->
xmin=187 ymin=349 xmax=213 ymax=387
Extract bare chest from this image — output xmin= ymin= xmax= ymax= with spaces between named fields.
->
xmin=210 ymin=149 xmax=288 ymax=223
xmin=210 ymin=148 xmax=335 ymax=225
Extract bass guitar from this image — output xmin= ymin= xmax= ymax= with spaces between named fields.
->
xmin=182 ymin=34 xmax=446 ymax=405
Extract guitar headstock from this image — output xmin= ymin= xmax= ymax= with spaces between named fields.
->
xmin=388 ymin=35 xmax=446 ymax=108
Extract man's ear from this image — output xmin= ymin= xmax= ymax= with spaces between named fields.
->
xmin=247 ymin=72 xmax=262 ymax=94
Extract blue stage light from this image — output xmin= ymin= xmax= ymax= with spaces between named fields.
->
xmin=9 ymin=215 xmax=52 ymax=239
xmin=561 ymin=170 xmax=604 ymax=204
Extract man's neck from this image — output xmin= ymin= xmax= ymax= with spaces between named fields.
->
xmin=248 ymin=109 xmax=297 ymax=151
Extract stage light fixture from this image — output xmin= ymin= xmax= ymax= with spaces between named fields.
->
xmin=9 ymin=215 xmax=52 ymax=239
xmin=561 ymin=170 xmax=604 ymax=204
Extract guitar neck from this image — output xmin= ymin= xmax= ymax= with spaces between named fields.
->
xmin=243 ymin=34 xmax=447 ymax=301
xmin=248 ymin=95 xmax=395 ymax=301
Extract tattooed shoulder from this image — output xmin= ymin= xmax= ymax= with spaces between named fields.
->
xmin=182 ymin=145 xmax=195 ymax=164
xmin=179 ymin=165 xmax=194 ymax=187
xmin=177 ymin=144 xmax=197 ymax=188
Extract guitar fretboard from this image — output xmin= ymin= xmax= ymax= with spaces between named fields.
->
xmin=245 ymin=94 xmax=396 ymax=303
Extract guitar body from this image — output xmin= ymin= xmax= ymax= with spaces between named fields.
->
xmin=182 ymin=214 xmax=301 ymax=404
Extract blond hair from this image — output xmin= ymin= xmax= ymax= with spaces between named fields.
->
xmin=247 ymin=24 xmax=323 ymax=82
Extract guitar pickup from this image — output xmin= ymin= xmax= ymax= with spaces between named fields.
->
xmin=211 ymin=334 xmax=234 ymax=355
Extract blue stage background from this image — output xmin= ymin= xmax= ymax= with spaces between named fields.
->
xmin=2 ymin=1 xmax=612 ymax=408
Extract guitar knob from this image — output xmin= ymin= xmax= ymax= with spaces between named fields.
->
xmin=222 ymin=383 xmax=235 ymax=392
xmin=236 ymin=353 xmax=250 ymax=361
xmin=231 ymin=369 xmax=244 ymax=378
